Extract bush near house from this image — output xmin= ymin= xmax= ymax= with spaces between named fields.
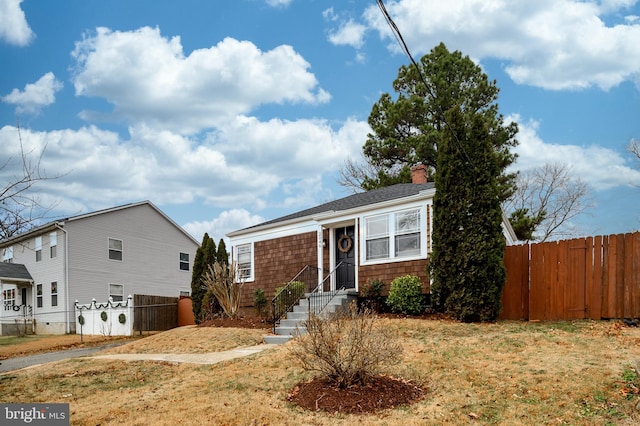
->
xmin=359 ymin=279 xmax=385 ymax=313
xmin=386 ymin=275 xmax=424 ymax=315
xmin=274 ymin=280 xmax=306 ymax=314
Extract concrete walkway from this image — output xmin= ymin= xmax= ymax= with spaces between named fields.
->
xmin=0 ymin=344 xmax=278 ymax=373
xmin=89 ymin=344 xmax=278 ymax=365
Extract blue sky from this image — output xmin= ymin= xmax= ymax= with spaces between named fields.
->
xmin=1 ymin=0 xmax=639 ymax=244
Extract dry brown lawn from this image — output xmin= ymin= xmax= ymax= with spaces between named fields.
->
xmin=1 ymin=319 xmax=640 ymax=425
xmin=0 ymin=334 xmax=142 ymax=359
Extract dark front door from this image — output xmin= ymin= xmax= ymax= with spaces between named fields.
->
xmin=335 ymin=226 xmax=355 ymax=289
xmin=21 ymin=287 xmax=27 ymax=306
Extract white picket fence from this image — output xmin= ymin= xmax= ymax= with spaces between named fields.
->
xmin=75 ymin=296 xmax=134 ymax=336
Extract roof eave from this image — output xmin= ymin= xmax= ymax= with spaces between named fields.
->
xmin=227 ymin=188 xmax=436 ymax=239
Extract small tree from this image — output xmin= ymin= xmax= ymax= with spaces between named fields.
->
xmin=289 ymin=303 xmax=403 ymax=388
xmin=201 ymin=261 xmax=244 ymax=319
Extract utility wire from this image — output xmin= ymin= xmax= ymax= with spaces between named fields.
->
xmin=375 ymin=0 xmax=477 ymax=170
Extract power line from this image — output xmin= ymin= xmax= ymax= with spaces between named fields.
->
xmin=375 ymin=0 xmax=478 ymax=170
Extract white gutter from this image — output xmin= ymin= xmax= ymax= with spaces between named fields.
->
xmin=55 ymin=223 xmax=70 ymax=333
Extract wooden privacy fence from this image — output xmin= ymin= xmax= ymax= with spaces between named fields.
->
xmin=501 ymin=232 xmax=640 ymax=321
xmin=133 ymin=294 xmax=178 ymax=332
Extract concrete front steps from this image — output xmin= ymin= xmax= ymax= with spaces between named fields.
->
xmin=263 ymin=290 xmax=357 ymax=345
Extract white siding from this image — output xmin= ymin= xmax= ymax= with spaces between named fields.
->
xmin=66 ymin=203 xmax=198 ymax=308
xmin=7 ymin=229 xmax=66 ymax=334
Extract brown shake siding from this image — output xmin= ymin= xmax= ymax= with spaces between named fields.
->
xmin=241 ymin=230 xmax=330 ymax=307
xmin=358 ymin=259 xmax=430 ymax=296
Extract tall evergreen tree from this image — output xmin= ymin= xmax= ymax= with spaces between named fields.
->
xmin=216 ymin=238 xmax=228 ymax=266
xmin=351 ymin=43 xmax=518 ymax=202
xmin=190 ymin=234 xmax=218 ymax=323
xmin=429 ymin=108 xmax=506 ymax=322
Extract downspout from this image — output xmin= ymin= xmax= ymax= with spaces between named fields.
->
xmin=55 ymin=223 xmax=70 ymax=334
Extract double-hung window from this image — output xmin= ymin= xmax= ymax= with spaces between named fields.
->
xmin=36 ymin=284 xmax=43 ymax=308
xmin=364 ymin=208 xmax=423 ymax=262
xmin=3 ymin=288 xmax=15 ymax=306
xmin=395 ymin=209 xmax=421 ymax=257
xmin=365 ymin=214 xmax=389 ymax=260
xmin=179 ymin=252 xmax=189 ymax=271
xmin=236 ymin=244 xmax=253 ymax=280
xmin=51 ymin=282 xmax=58 ymax=307
xmin=109 ymin=284 xmax=124 ymax=302
xmin=2 ymin=246 xmax=12 ymax=263
xmin=35 ymin=237 xmax=42 ymax=262
xmin=50 ymin=232 xmax=57 ymax=258
xmin=109 ymin=238 xmax=123 ymax=261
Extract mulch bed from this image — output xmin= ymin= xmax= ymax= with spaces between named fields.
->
xmin=197 ymin=316 xmax=271 ymax=329
xmin=288 ymin=375 xmax=426 ymax=414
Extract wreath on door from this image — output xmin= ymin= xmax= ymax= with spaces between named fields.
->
xmin=337 ymin=234 xmax=352 ymax=253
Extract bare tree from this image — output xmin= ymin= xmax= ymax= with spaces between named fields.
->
xmin=1 ymin=126 xmax=59 ymax=240
xmin=337 ymin=157 xmax=376 ymax=194
xmin=503 ymin=163 xmax=594 ymax=242
xmin=630 ymin=139 xmax=640 ymax=161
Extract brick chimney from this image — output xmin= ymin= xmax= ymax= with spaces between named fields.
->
xmin=411 ymin=164 xmax=428 ymax=184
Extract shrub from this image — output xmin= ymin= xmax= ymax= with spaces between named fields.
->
xmin=360 ymin=279 xmax=385 ymax=313
xmin=201 ymin=261 xmax=244 ymax=318
xmin=289 ymin=302 xmax=403 ymax=388
xmin=386 ymin=275 xmax=424 ymax=315
xmin=253 ymin=288 xmax=268 ymax=318
xmin=274 ymin=280 xmax=306 ymax=315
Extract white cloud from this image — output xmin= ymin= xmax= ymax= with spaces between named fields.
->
xmin=71 ymin=27 xmax=330 ymax=134
xmin=2 ymin=72 xmax=63 ymax=114
xmin=507 ymin=115 xmax=640 ymax=190
xmin=183 ymin=209 xmax=265 ymax=244
xmin=328 ymin=19 xmax=367 ymax=49
xmin=266 ymin=0 xmax=292 ymax=8
xmin=0 ymin=114 xmax=369 ymax=220
xmin=362 ymin=0 xmax=640 ymax=90
xmin=0 ymin=0 xmax=33 ymax=46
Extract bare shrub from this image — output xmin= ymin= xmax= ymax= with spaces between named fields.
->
xmin=201 ymin=261 xmax=244 ymax=318
xmin=288 ymin=303 xmax=403 ymax=388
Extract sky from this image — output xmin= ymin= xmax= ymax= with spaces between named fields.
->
xmin=1 ymin=0 xmax=639 ymax=244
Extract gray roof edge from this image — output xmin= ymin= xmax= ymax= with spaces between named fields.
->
xmin=0 ymin=200 xmax=200 ymax=247
xmin=227 ymin=183 xmax=435 ymax=238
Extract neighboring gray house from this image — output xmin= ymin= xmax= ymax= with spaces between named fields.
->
xmin=0 ymin=201 xmax=199 ymax=335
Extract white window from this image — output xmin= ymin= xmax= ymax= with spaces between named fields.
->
xmin=363 ymin=208 xmax=423 ymax=262
xmin=365 ymin=214 xmax=390 ymax=260
xmin=236 ymin=243 xmax=253 ymax=280
xmin=2 ymin=246 xmax=12 ymax=263
xmin=51 ymin=282 xmax=58 ymax=307
xmin=109 ymin=284 xmax=124 ymax=302
xmin=3 ymin=288 xmax=15 ymax=306
xmin=395 ymin=209 xmax=421 ymax=257
xmin=35 ymin=236 xmax=42 ymax=262
xmin=50 ymin=232 xmax=57 ymax=258
xmin=109 ymin=238 xmax=123 ymax=261
xmin=179 ymin=252 xmax=189 ymax=271
xmin=36 ymin=284 xmax=43 ymax=308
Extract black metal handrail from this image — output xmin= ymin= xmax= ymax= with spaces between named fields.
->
xmin=307 ymin=261 xmax=346 ymax=318
xmin=272 ymin=265 xmax=320 ymax=333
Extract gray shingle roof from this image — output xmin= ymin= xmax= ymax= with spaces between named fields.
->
xmin=234 ymin=183 xmax=434 ymax=233
xmin=0 ymin=263 xmax=33 ymax=282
